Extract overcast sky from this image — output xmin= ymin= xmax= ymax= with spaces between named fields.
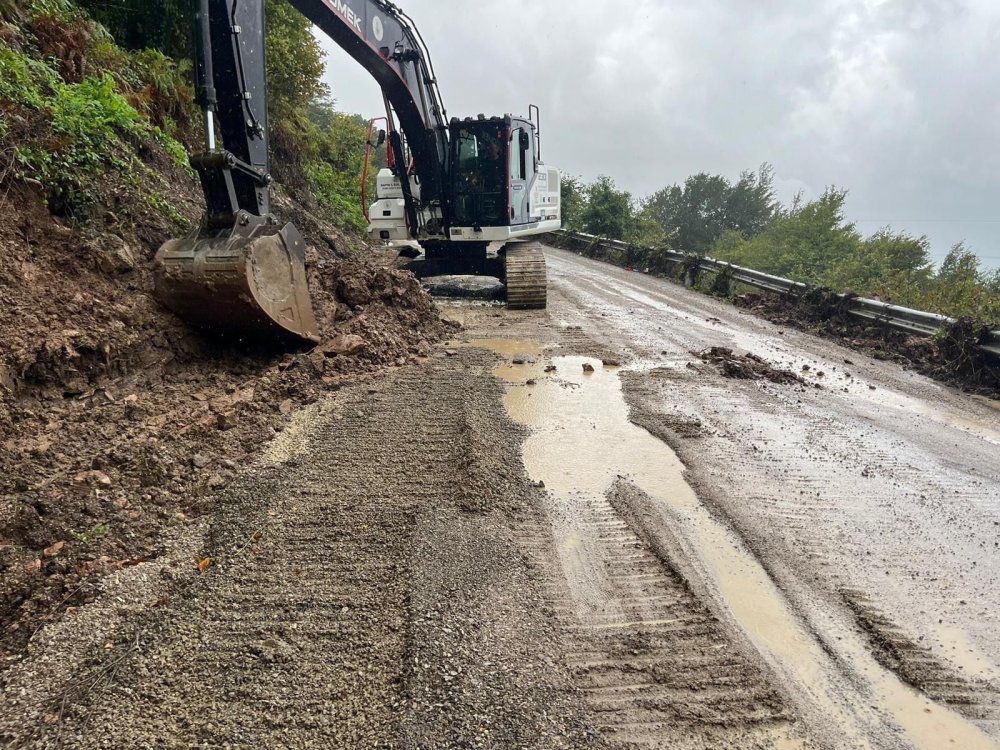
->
xmin=316 ymin=0 xmax=1000 ymax=269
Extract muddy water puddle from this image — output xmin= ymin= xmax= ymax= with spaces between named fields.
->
xmin=466 ymin=338 xmax=1000 ymax=750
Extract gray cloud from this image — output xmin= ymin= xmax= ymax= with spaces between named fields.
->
xmin=316 ymin=0 xmax=1000 ymax=267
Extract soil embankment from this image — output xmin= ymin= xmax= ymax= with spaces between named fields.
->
xmin=0 ymin=183 xmax=446 ymax=664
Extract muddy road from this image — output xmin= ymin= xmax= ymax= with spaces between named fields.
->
xmin=3 ymin=245 xmax=998 ymax=749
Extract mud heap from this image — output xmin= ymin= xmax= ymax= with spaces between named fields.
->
xmin=694 ymin=346 xmax=809 ymax=386
xmin=0 ymin=184 xmax=447 ymax=665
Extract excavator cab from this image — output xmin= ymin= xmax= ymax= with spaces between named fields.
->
xmin=154 ymin=0 xmax=561 ymax=341
xmin=450 ymin=120 xmax=509 ymax=229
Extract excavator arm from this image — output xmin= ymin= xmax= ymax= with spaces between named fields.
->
xmin=192 ymin=0 xmax=448 ymax=228
xmin=156 ymin=0 xmax=453 ymax=343
xmin=154 ymin=0 xmax=557 ymax=343
xmin=292 ymin=0 xmax=449 ymax=205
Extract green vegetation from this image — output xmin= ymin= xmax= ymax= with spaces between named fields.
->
xmin=1 ymin=0 xmax=379 ymax=231
xmin=69 ymin=522 xmax=110 ymax=544
xmin=0 ymin=2 xmax=193 ymax=217
xmin=567 ymin=168 xmax=998 ymax=325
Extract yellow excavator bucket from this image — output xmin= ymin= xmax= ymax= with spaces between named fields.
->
xmin=153 ymin=216 xmax=320 ymax=344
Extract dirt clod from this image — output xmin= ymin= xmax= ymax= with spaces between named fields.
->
xmin=695 ymin=347 xmax=808 ymax=385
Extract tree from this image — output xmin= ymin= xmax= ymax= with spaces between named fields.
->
xmin=725 ymin=164 xmax=778 ymax=238
xmin=559 ymin=174 xmax=586 ymax=230
xmin=642 ymin=165 xmax=777 ymax=254
xmin=916 ymin=243 xmax=1000 ymax=322
xmin=823 ymin=228 xmax=933 ymax=295
xmin=580 ymin=175 xmax=633 ymax=240
xmin=79 ymin=0 xmax=191 ymax=59
xmin=265 ymin=0 xmax=327 ymax=119
xmin=713 ymin=187 xmax=861 ymax=283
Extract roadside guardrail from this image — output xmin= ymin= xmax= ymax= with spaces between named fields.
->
xmin=550 ymin=230 xmax=1000 ymax=358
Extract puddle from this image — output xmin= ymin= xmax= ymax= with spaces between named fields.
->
xmin=934 ymin=625 xmax=1000 ymax=681
xmin=473 ymin=339 xmax=999 ymax=750
xmin=457 ymin=338 xmax=544 ymax=360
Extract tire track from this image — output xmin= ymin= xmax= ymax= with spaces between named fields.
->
xmin=10 ymin=355 xmax=594 ymax=749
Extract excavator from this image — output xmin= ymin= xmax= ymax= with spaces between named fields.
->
xmin=153 ymin=0 xmax=561 ymax=343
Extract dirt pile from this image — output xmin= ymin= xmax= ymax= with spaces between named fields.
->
xmin=694 ymin=346 xmax=809 ymax=386
xmin=0 ymin=185 xmax=446 ymax=666
xmin=734 ymin=293 xmax=1000 ymax=397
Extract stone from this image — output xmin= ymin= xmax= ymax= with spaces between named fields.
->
xmin=92 ymin=234 xmax=138 ymax=274
xmin=74 ymin=469 xmax=112 ymax=487
xmin=322 ymin=334 xmax=367 ymax=357
xmin=421 ymin=275 xmax=505 ymax=301
xmin=337 ymin=276 xmax=373 ymax=307
xmin=43 ymin=541 xmax=65 ymax=557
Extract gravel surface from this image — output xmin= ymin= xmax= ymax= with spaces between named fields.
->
xmin=3 ymin=244 xmax=998 ymax=749
xmin=542 ymin=245 xmax=1000 ymax=746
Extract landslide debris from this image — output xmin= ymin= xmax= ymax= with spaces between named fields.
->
xmin=734 ymin=293 xmax=1000 ymax=398
xmin=0 ymin=188 xmax=445 ymax=669
xmin=694 ymin=346 xmax=808 ymax=386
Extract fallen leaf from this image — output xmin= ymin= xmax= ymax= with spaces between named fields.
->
xmin=197 ymin=557 xmax=212 ymax=571
xmin=24 ymin=558 xmax=42 ymax=573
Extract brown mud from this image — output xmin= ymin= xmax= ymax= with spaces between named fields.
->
xmin=0 ymin=185 xmax=446 ymax=666
xmin=694 ymin=346 xmax=810 ymax=385
xmin=733 ymin=293 xmax=1000 ymax=398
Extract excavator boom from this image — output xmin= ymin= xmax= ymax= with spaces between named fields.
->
xmin=154 ymin=0 xmax=559 ymax=342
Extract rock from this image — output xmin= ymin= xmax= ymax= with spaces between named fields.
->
xmin=0 ymin=363 xmax=15 ymax=392
xmin=445 ymin=349 xmax=458 ymax=357
xmin=337 ymin=276 xmax=373 ymax=307
xmin=216 ymin=413 xmax=237 ymax=431
xmin=24 ymin=558 xmax=42 ymax=573
xmin=322 ymin=334 xmax=367 ymax=357
xmin=526 ymin=379 xmax=537 ymax=385
xmin=207 ymin=474 xmax=227 ymax=489
xmin=582 ymin=363 xmax=595 ymax=373
xmin=601 ymin=358 xmax=621 ymax=367
xmin=544 ymin=365 xmax=557 ymax=373
xmin=43 ymin=541 xmax=64 ymax=557
xmin=191 ymin=454 xmax=210 ymax=469
xmin=92 ymin=234 xmax=138 ymax=274
xmin=278 ymin=399 xmax=294 ymax=415
xmin=394 ymin=356 xmax=406 ymax=366
xmin=308 ymin=350 xmax=327 ymax=372
xmin=74 ymin=469 xmax=112 ymax=487
xmin=421 ymin=275 xmax=505 ymax=301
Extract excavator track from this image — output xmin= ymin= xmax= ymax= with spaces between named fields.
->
xmin=504 ymin=242 xmax=547 ymax=309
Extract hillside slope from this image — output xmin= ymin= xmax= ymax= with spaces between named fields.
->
xmin=0 ymin=0 xmax=445 ymax=664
